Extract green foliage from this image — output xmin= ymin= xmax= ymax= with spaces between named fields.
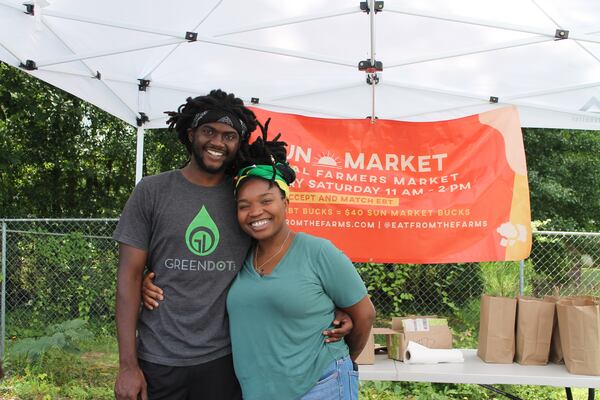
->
xmin=0 ymin=63 xmax=186 ymax=218
xmin=9 ymin=319 xmax=92 ymax=363
xmin=358 ymin=263 xmax=484 ymax=321
xmin=449 ymin=298 xmax=480 ymax=348
xmin=0 ymin=63 xmax=136 ymax=217
xmin=357 ymin=263 xmax=413 ymax=317
xmin=402 ymin=263 xmax=484 ymax=316
xmin=358 ymin=381 xmax=585 ymax=399
xmin=478 ymin=260 xmax=538 ymax=297
xmin=11 ymin=232 xmax=116 ymax=331
xmin=528 ymin=220 xmax=599 ymax=296
xmin=0 ymin=335 xmax=593 ymax=400
xmin=1 ymin=370 xmax=62 ymax=400
xmin=143 ymin=127 xmax=188 ymax=175
xmin=1 ymin=337 xmax=115 ymax=400
xmin=524 ymin=128 xmax=600 ymax=231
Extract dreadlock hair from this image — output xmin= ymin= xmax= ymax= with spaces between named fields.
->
xmin=165 ymin=89 xmax=258 ymax=167
xmin=236 ymin=118 xmax=296 ymax=197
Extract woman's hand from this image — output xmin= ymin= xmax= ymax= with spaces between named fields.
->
xmin=323 ymin=309 xmax=354 ymax=343
xmin=142 ymin=272 xmax=164 ymax=310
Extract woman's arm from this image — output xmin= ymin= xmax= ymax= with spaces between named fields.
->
xmin=141 ymin=273 xmax=355 ymax=343
xmin=142 ymin=272 xmax=163 ymax=309
xmin=340 ymin=296 xmax=376 ymax=361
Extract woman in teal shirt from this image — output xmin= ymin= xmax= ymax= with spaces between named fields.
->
xmin=226 ymin=128 xmax=375 ymax=399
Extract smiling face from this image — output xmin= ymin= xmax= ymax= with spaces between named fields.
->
xmin=236 ymin=177 xmax=289 ymax=242
xmin=188 ymin=122 xmax=240 ymax=174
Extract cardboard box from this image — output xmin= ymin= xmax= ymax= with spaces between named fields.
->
xmin=355 ymin=317 xmax=453 ymax=364
xmin=354 ymin=327 xmax=375 ymax=364
xmin=355 ymin=327 xmax=394 ymax=365
xmin=390 ymin=317 xmax=453 ymax=361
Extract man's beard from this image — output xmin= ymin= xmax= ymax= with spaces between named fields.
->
xmin=191 ymin=146 xmax=235 ymax=174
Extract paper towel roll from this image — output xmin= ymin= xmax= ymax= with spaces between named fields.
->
xmin=404 ymin=341 xmax=464 ymax=364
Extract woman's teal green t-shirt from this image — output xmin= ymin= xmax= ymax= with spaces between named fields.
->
xmin=226 ymin=232 xmax=368 ymax=400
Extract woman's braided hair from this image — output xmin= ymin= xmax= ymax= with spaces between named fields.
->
xmin=165 ymin=89 xmax=257 ymax=156
xmin=236 ymin=118 xmax=296 ymax=196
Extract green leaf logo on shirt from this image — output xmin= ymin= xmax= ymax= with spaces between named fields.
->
xmin=185 ymin=206 xmax=220 ymax=256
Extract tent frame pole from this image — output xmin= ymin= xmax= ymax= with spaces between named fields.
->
xmin=135 ymin=126 xmax=145 ymax=184
xmin=213 ymin=7 xmax=359 ymax=37
xmin=369 ymin=0 xmax=377 ymax=123
xmin=387 ymin=37 xmax=551 ymax=69
xmin=385 ymin=5 xmax=600 ymax=44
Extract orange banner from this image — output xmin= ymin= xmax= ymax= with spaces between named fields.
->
xmin=250 ymin=106 xmax=531 ymax=264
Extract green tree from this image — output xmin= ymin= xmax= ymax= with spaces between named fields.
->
xmin=2 ymin=61 xmax=600 ymax=229
xmin=0 ymin=63 xmax=185 ymax=217
xmin=523 ymin=128 xmax=600 ymax=231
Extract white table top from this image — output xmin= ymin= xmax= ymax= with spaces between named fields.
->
xmin=359 ymin=350 xmax=600 ymax=389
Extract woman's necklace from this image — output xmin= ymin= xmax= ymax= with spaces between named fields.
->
xmin=254 ymin=230 xmax=292 ymax=276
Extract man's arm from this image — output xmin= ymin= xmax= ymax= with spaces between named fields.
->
xmin=323 ymin=309 xmax=353 ymax=343
xmin=340 ymin=296 xmax=376 ymax=361
xmin=114 ymin=243 xmax=148 ymax=400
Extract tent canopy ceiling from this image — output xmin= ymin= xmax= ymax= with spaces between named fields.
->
xmin=1 ymin=0 xmax=599 ymax=130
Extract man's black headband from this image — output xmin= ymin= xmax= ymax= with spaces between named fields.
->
xmin=191 ymin=110 xmax=248 ymax=140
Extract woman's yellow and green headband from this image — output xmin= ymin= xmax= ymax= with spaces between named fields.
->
xmin=235 ymin=164 xmax=290 ymax=198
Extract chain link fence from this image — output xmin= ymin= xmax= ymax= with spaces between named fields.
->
xmin=0 ymin=219 xmax=118 ymax=356
xmin=1 ymin=219 xmax=599 ymax=354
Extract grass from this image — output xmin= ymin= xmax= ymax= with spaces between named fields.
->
xmin=0 ymin=335 xmax=596 ymax=399
xmin=359 ymin=381 xmax=595 ymax=399
xmin=0 ymin=336 xmax=116 ymax=400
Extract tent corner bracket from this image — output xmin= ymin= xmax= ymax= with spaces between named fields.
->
xmin=136 ymin=112 xmax=149 ymax=127
xmin=19 ymin=60 xmax=37 ymax=70
xmin=555 ymin=29 xmax=569 ymax=40
xmin=366 ymin=116 xmax=379 ymax=124
xmin=360 ymin=1 xmax=384 ymax=14
xmin=366 ymin=73 xmax=379 ymax=85
xmin=185 ymin=32 xmax=198 ymax=42
xmin=138 ymin=79 xmax=151 ymax=91
xmin=358 ymin=59 xmax=383 ymax=72
xmin=23 ymin=3 xmax=34 ymax=15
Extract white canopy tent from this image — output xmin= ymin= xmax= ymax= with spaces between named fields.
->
xmin=1 ymin=0 xmax=599 ymax=182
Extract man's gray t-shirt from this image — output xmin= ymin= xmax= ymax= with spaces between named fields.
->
xmin=113 ymin=170 xmax=251 ymax=366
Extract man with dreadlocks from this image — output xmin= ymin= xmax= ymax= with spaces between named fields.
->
xmin=113 ymin=90 xmax=256 ymax=400
xmin=114 ymin=90 xmax=352 ymax=400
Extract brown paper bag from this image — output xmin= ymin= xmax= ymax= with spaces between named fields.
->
xmin=556 ymin=298 xmax=600 ymax=375
xmin=477 ymin=295 xmax=517 ymax=363
xmin=515 ymin=297 xmax=555 ymax=365
xmin=543 ymin=295 xmax=564 ymax=363
xmin=546 ymin=295 xmax=599 ymax=364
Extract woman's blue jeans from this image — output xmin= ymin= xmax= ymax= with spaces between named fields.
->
xmin=300 ymin=355 xmax=359 ymax=400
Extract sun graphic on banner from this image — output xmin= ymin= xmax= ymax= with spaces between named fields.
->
xmin=314 ymin=152 xmax=341 ymax=169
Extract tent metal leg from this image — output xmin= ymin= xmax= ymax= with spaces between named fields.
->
xmin=479 ymin=384 xmax=523 ymax=400
xmin=565 ymin=387 xmax=595 ymax=400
